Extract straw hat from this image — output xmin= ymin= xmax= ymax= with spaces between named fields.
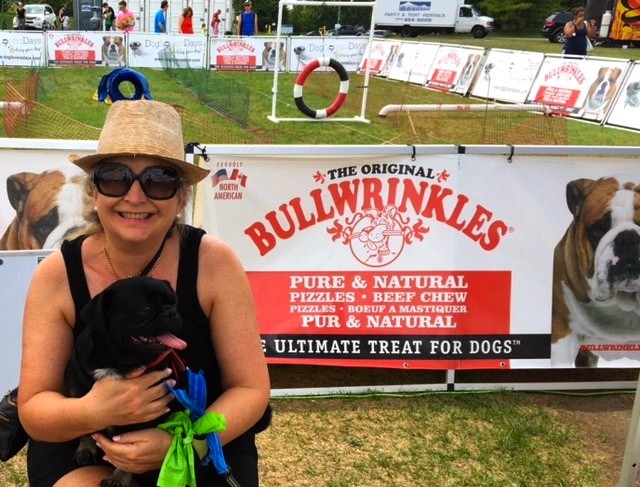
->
xmin=70 ymin=100 xmax=210 ymax=186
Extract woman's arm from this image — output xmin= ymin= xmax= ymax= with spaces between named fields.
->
xmin=178 ymin=15 xmax=184 ymax=33
xmin=197 ymin=235 xmax=270 ymax=445
xmin=18 ymin=251 xmax=174 ymax=442
xmin=564 ymin=21 xmax=576 ymax=37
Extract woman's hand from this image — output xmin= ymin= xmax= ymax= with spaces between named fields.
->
xmin=86 ymin=368 xmax=175 ymax=429
xmin=93 ymin=428 xmax=174 ymax=474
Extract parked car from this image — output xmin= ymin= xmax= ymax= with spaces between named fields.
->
xmin=540 ymin=11 xmax=572 ymax=43
xmin=363 ymin=29 xmax=393 ymax=38
xmin=330 ymin=24 xmax=364 ymax=36
xmin=24 ymin=3 xmax=57 ymax=30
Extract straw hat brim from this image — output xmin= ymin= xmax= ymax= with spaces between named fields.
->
xmin=69 ymin=152 xmax=210 ymax=186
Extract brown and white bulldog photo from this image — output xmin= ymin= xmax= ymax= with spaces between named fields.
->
xmin=552 ymin=176 xmax=640 ymax=367
xmin=262 ymin=41 xmax=286 ymax=71
xmin=0 ymin=168 xmax=86 ymax=250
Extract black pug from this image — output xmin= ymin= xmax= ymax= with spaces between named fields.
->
xmin=64 ymin=276 xmax=186 ymax=487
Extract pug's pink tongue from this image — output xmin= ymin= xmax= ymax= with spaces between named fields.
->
xmin=156 ymin=333 xmax=187 ymax=350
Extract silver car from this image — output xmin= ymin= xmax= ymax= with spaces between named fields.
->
xmin=24 ymin=3 xmax=57 ymax=30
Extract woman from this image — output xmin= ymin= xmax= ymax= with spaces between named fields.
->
xmin=18 ymin=100 xmax=271 ymax=487
xmin=16 ymin=2 xmax=25 ymax=30
xmin=115 ymin=0 xmax=135 ymax=32
xmin=237 ymin=0 xmax=257 ymax=36
xmin=178 ymin=6 xmax=194 ymax=34
xmin=563 ymin=7 xmax=596 ymax=56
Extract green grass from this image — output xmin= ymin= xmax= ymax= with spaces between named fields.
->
xmin=255 ymin=392 xmax=609 ymax=487
xmin=0 ymin=33 xmax=638 ymax=146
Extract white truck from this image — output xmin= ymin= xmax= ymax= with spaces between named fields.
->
xmin=373 ymin=0 xmax=495 ymax=38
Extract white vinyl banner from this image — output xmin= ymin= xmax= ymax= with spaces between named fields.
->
xmin=424 ymin=45 xmax=485 ymax=95
xmin=288 ymin=36 xmax=369 ymax=72
xmin=527 ymin=55 xmax=631 ymax=122
xmin=605 ymin=61 xmax=640 ymax=131
xmin=0 ymin=31 xmax=45 ymax=67
xmin=199 ymin=148 xmax=640 ymax=370
xmin=128 ymin=32 xmax=207 ymax=69
xmin=387 ymin=41 xmax=439 ymax=85
xmin=470 ymin=49 xmax=545 ymax=104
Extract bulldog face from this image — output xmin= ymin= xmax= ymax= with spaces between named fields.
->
xmin=586 ymin=67 xmax=623 ymax=111
xmin=625 ymin=81 xmax=640 ymax=108
xmin=579 ymin=178 xmax=640 ymax=305
xmin=103 ymin=36 xmax=125 ymax=64
xmin=0 ymin=168 xmax=86 ymax=250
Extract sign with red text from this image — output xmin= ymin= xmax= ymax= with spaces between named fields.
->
xmin=46 ymin=31 xmax=101 ymax=66
xmin=527 ymin=55 xmax=631 ymax=121
xmin=424 ymin=45 xmax=485 ymax=94
xmin=200 ymin=150 xmax=640 ymax=370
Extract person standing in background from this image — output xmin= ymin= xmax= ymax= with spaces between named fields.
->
xmin=178 ymin=6 xmax=194 ymax=34
xmin=237 ymin=0 xmax=257 ymax=36
xmin=102 ymin=2 xmax=115 ymax=31
xmin=563 ymin=7 xmax=596 ymax=56
xmin=115 ymin=0 xmax=135 ymax=32
xmin=211 ymin=8 xmax=222 ymax=36
xmin=154 ymin=0 xmax=169 ymax=33
xmin=58 ymin=4 xmax=67 ymax=29
xmin=16 ymin=2 xmax=26 ymax=29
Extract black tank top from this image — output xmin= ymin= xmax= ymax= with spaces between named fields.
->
xmin=60 ymin=224 xmax=223 ymax=405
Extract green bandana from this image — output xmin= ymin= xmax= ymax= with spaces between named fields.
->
xmin=157 ymin=410 xmax=227 ymax=487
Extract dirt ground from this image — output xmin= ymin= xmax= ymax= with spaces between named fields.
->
xmin=269 ymin=365 xmax=640 ymax=486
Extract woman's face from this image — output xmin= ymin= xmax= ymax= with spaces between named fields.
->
xmin=93 ymin=156 xmax=185 ymax=244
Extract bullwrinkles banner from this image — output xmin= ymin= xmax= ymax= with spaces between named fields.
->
xmin=198 ymin=147 xmax=640 ymax=370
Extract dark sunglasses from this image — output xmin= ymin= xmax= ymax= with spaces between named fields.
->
xmin=93 ymin=163 xmax=182 ymax=200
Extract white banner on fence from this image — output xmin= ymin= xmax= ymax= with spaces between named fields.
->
xmin=470 ymin=48 xmax=545 ymax=104
xmin=387 ymin=41 xmax=439 ymax=85
xmin=127 ymin=32 xmax=207 ymax=69
xmin=288 ymin=36 xmax=369 ymax=73
xmin=605 ymin=61 xmax=640 ymax=131
xmin=208 ymin=36 xmax=288 ymax=71
xmin=0 ymin=31 xmax=45 ymax=67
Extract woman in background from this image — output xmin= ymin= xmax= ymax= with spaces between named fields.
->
xmin=563 ymin=7 xmax=596 ymax=56
xmin=179 ymin=6 xmax=194 ymax=34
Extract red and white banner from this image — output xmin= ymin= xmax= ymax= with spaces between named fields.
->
xmin=358 ymin=40 xmax=401 ymax=77
xmin=527 ymin=55 xmax=631 ymax=121
xmin=46 ymin=31 xmax=101 ymax=66
xmin=424 ymin=45 xmax=485 ymax=95
xmin=199 ymin=149 xmax=640 ymax=370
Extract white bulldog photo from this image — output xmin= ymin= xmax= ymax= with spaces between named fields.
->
xmin=552 ymin=176 xmax=640 ymax=367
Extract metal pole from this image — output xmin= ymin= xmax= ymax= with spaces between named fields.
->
xmin=619 ymin=371 xmax=640 ymax=487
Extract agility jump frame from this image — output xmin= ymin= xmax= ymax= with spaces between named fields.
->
xmin=268 ymin=0 xmax=376 ymax=124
